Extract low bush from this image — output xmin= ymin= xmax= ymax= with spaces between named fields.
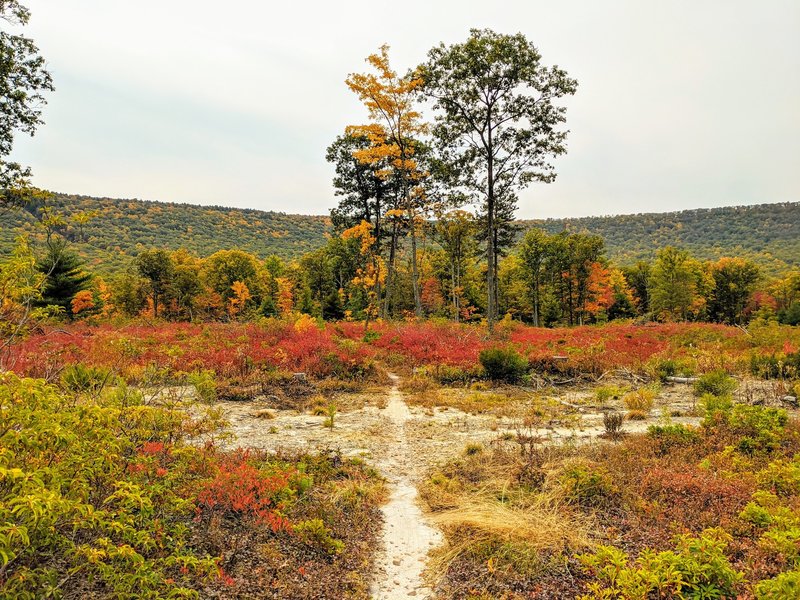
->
xmin=603 ymin=411 xmax=624 ymax=439
xmin=751 ymin=351 xmax=800 ymax=380
xmin=694 ymin=370 xmax=738 ymax=397
xmin=647 ymin=423 xmax=700 ymax=455
xmin=60 ymin=363 xmax=110 ymax=393
xmin=188 ymin=369 xmax=217 ymax=402
xmin=555 ymin=460 xmax=619 ymax=509
xmin=651 ymin=357 xmax=696 ymax=381
xmin=595 ymin=385 xmax=625 ymax=405
xmin=579 ymin=529 xmax=744 ymax=600
xmin=623 ymin=386 xmax=658 ymax=413
xmin=704 ymin=404 xmax=789 ymax=455
xmin=755 ymin=569 xmax=800 ymax=599
xmin=479 ymin=347 xmax=528 ymax=383
xmin=0 ymin=373 xmax=384 ymax=598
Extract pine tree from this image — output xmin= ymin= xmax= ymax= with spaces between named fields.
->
xmin=37 ymin=239 xmax=91 ymax=318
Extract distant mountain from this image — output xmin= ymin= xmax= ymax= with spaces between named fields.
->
xmin=0 ymin=194 xmax=330 ymax=273
xmin=523 ymin=202 xmax=800 ymax=275
xmin=1 ymin=193 xmax=798 ymax=276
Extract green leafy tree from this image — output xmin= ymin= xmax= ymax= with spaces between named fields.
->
xmin=708 ymin=257 xmax=760 ymax=324
xmin=0 ymin=1 xmax=54 ymax=201
xmin=433 ymin=209 xmax=477 ymax=321
xmin=518 ymin=228 xmax=550 ymax=326
xmin=135 ymin=249 xmax=175 ymax=318
xmin=420 ymin=29 xmax=578 ymax=328
xmin=622 ymin=261 xmax=651 ymax=315
xmin=649 ymin=246 xmax=704 ymax=321
xmin=112 ymin=270 xmax=147 ymax=317
xmin=0 ymin=236 xmax=50 ymax=367
xmin=201 ymin=249 xmax=261 ymax=307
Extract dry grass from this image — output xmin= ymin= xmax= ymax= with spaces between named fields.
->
xmin=623 ymin=386 xmax=658 ymax=412
xmin=405 ymin=387 xmax=531 ymax=418
xmin=428 ymin=490 xmax=593 ymax=578
xmin=252 ymin=408 xmax=275 ymax=419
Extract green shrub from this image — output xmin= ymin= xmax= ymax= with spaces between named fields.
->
xmin=188 ymin=369 xmax=217 ymax=402
xmin=750 ymin=351 xmax=800 ymax=380
xmin=60 ymin=363 xmax=110 ymax=393
xmin=557 ymin=461 xmax=618 ymax=509
xmin=579 ymin=529 xmax=744 ymax=600
xmin=758 ymin=459 xmax=800 ymax=497
xmin=479 ymin=347 xmax=528 ymax=383
xmin=755 ymin=569 xmax=800 ymax=599
xmin=647 ymin=424 xmax=699 ymax=453
xmin=652 ymin=358 xmax=695 ymax=381
xmin=293 ymin=518 xmax=345 ymax=555
xmin=701 ymin=393 xmax=733 ymax=418
xmin=694 ymin=370 xmax=737 ymax=397
xmin=0 ymin=373 xmax=220 ymax=597
xmin=623 ymin=386 xmax=658 ymax=413
xmin=595 ymin=385 xmax=625 ymax=405
xmin=704 ymin=402 xmax=788 ymax=455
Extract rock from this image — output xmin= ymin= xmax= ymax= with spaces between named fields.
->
xmin=292 ymin=372 xmax=307 ymax=382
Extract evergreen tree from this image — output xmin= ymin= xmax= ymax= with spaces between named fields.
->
xmin=37 ymin=239 xmax=91 ymax=318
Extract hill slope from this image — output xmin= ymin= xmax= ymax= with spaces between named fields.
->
xmin=0 ymin=193 xmax=330 ymax=272
xmin=525 ymin=202 xmax=800 ymax=274
xmin=1 ymin=194 xmax=798 ymax=275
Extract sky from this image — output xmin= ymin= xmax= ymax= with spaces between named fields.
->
xmin=9 ymin=0 xmax=800 ymax=219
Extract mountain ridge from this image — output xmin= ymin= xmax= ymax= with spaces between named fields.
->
xmin=1 ymin=193 xmax=797 ymax=275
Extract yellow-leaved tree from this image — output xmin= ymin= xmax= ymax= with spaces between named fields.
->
xmin=228 ymin=280 xmax=252 ymax=319
xmin=345 ymin=45 xmax=428 ymax=317
xmin=342 ymin=220 xmax=385 ymax=331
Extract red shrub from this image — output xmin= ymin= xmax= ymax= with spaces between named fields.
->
xmin=197 ymin=454 xmax=296 ymax=532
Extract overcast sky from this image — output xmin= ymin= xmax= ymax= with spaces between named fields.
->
xmin=10 ymin=0 xmax=800 ymax=219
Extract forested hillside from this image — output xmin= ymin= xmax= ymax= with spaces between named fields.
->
xmin=526 ymin=202 xmax=800 ymax=275
xmin=1 ymin=194 xmax=798 ymax=274
xmin=0 ymin=193 xmax=330 ymax=272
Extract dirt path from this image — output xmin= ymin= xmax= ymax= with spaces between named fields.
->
xmin=370 ymin=374 xmax=442 ymax=599
xmin=211 ymin=376 xmax=715 ymax=598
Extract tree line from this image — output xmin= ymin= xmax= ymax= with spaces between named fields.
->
xmin=3 ymin=214 xmax=799 ymax=331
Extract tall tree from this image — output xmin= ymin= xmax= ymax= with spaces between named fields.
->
xmin=135 ymin=249 xmax=175 ymax=319
xmin=0 ymin=1 xmax=53 ymax=202
xmin=36 ymin=238 xmax=92 ymax=318
xmin=420 ymin=29 xmax=577 ymax=329
xmin=649 ymin=246 xmax=703 ymax=321
xmin=708 ymin=257 xmax=760 ymax=324
xmin=345 ymin=45 xmax=428 ymax=317
xmin=623 ymin=261 xmax=651 ymax=315
xmin=0 ymin=236 xmax=50 ymax=367
xmin=434 ymin=209 xmax=477 ymax=321
xmin=518 ymin=228 xmax=550 ymax=326
xmin=201 ymin=249 xmax=261 ymax=305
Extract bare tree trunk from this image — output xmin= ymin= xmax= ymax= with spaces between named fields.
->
xmin=383 ymin=222 xmax=398 ymax=318
xmin=409 ymin=212 xmax=422 ymax=317
xmin=486 ymin=127 xmax=497 ymax=332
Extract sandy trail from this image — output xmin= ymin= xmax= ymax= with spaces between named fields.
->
xmin=210 ymin=376 xmax=718 ymax=598
xmin=370 ymin=374 xmax=442 ymax=599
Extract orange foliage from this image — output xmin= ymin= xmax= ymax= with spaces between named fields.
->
xmin=276 ymin=277 xmax=294 ymax=316
xmin=71 ymin=290 xmax=95 ymax=316
xmin=228 ymin=281 xmax=251 ymax=318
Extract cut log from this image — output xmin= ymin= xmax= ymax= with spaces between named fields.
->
xmin=665 ymin=376 xmax=699 ymax=384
